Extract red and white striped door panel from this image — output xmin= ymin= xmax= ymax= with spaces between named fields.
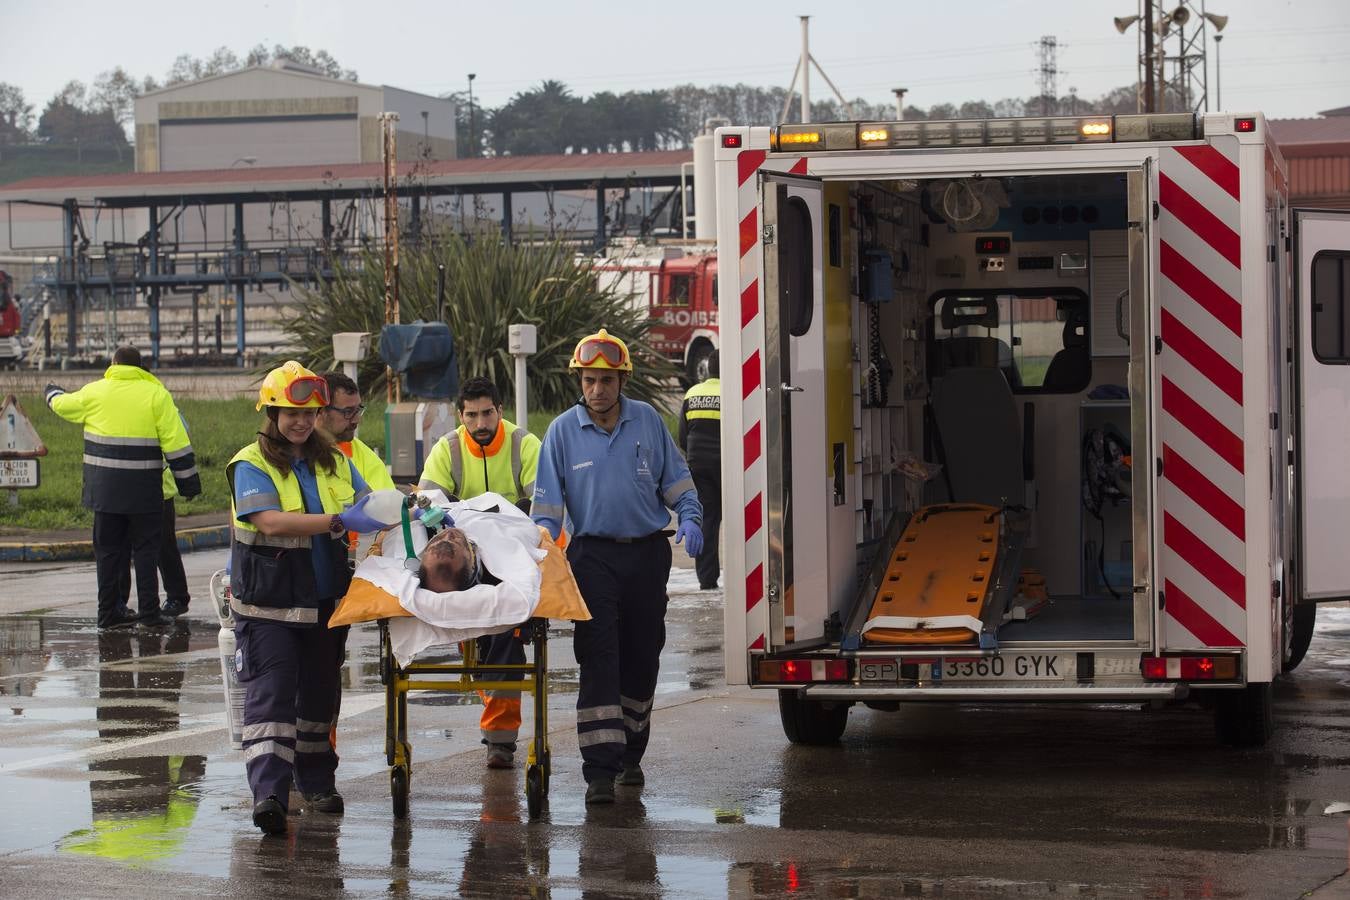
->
xmin=735 ymin=150 xmax=807 ymax=653
xmin=1156 ymin=136 xmax=1248 ymax=649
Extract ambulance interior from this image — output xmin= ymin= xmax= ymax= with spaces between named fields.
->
xmin=811 ymin=171 xmax=1142 ymax=650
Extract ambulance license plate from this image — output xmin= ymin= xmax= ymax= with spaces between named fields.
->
xmin=940 ymin=654 xmax=1069 ymax=681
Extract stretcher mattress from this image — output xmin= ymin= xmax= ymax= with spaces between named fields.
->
xmin=861 ymin=504 xmax=1002 ymax=645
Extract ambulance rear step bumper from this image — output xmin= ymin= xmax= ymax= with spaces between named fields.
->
xmin=802 ymin=682 xmax=1183 ymax=702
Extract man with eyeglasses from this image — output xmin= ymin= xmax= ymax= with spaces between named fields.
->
xmin=532 ymin=329 xmax=702 ymax=805
xmin=321 ymin=372 xmax=395 ymax=493
xmin=418 ymin=375 xmax=542 ymax=769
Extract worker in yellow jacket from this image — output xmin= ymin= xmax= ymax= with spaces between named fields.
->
xmin=419 ymin=375 xmax=541 ymax=769
xmin=320 ymin=371 xmax=396 ymax=493
xmin=46 ymin=346 xmax=200 ymax=630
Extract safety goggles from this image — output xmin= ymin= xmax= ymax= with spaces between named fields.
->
xmin=328 ymin=402 xmax=366 ymax=420
xmin=574 ymin=337 xmax=627 ymax=368
xmin=285 ymin=375 xmax=330 ymax=407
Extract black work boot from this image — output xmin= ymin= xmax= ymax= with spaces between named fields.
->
xmin=584 ymin=777 xmax=616 ymax=805
xmin=302 ymin=789 xmax=345 ymax=815
xmin=253 ymin=796 xmax=287 ymax=835
xmin=617 ymin=764 xmax=645 ymax=787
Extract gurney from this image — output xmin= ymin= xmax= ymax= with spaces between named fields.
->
xmin=849 ymin=365 xmax=1040 ymax=650
xmin=859 ymin=503 xmax=1030 ymax=648
xmin=329 ymin=492 xmax=589 ymax=820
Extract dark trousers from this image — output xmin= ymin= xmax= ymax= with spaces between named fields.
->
xmin=568 ymin=535 xmax=672 ymax=783
xmin=690 ymin=462 xmax=722 ymax=588
xmin=118 ymin=499 xmax=190 ymax=610
xmin=234 ymin=618 xmax=347 ymax=808
xmin=93 ymin=509 xmax=162 ymax=625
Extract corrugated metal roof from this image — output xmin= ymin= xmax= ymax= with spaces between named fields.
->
xmin=1270 ymin=116 xmax=1350 ymax=145
xmin=0 ymin=150 xmax=693 ymax=205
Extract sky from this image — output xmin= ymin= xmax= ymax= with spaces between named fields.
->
xmin=4 ymin=0 xmax=1349 ymax=121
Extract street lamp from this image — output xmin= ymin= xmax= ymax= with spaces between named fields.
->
xmin=467 ymin=73 xmax=477 ymax=158
xmin=1205 ymin=13 xmax=1229 ymax=111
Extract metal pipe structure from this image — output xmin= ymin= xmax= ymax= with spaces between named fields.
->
xmin=148 ymin=204 xmax=160 ymax=366
xmin=381 ymin=112 xmax=401 ymax=404
xmin=799 ymin=16 xmax=812 ymax=124
xmin=233 ymin=202 xmax=245 ymax=367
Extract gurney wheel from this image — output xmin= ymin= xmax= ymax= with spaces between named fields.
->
xmin=525 ymin=765 xmax=544 ymax=819
xmin=391 ymin=765 xmax=410 ymax=819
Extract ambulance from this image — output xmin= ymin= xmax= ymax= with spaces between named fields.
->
xmin=714 ymin=111 xmax=1350 ymax=747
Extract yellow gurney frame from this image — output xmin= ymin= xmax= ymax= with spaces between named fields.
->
xmin=378 ymin=617 xmax=552 ymax=819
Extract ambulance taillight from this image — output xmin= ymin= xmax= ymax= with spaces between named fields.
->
xmin=1140 ymin=655 xmax=1240 ymax=681
xmin=756 ymin=658 xmax=851 ymax=683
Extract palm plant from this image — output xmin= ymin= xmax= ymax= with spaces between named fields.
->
xmin=279 ymin=228 xmax=678 ymax=412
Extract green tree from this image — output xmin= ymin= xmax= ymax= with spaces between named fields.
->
xmin=0 ymin=83 xmax=33 ymax=143
xmin=37 ymin=81 xmax=127 ymax=147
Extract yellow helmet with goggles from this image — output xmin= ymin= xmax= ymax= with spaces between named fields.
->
xmin=256 ymin=360 xmax=331 ymax=411
xmin=569 ymin=328 xmax=632 ymax=372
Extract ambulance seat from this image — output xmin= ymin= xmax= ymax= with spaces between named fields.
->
xmin=931 ymin=366 xmax=1029 ymax=508
xmin=1041 ymin=314 xmax=1090 ymax=392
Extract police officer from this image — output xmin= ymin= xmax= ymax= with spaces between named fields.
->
xmin=532 ymin=329 xmax=702 ymax=804
xmin=46 ymin=345 xmax=201 ymax=630
xmin=227 ymin=361 xmax=386 ymax=835
xmin=678 ymin=353 xmax=722 ymax=591
xmin=320 ymin=371 xmax=396 ymax=492
xmin=419 ymin=375 xmax=542 ymax=769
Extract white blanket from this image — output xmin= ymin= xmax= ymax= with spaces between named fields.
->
xmin=362 ymin=492 xmax=548 ymax=666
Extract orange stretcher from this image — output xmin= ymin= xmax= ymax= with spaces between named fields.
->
xmin=860 ymin=503 xmax=1031 ymax=647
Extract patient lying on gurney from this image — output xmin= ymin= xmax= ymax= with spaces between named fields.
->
xmin=418 ymin=526 xmax=494 ymax=594
xmin=330 ymin=491 xmax=588 ymax=666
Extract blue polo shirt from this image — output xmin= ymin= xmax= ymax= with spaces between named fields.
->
xmin=532 ymin=397 xmax=701 ymax=540
xmin=233 ymin=458 xmax=368 ymax=600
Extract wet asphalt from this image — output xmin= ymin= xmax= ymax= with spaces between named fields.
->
xmin=3 ymin=548 xmax=1350 ymax=898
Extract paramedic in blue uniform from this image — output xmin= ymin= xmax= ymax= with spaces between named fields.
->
xmin=531 ymin=329 xmax=703 ymax=805
xmin=226 ymin=361 xmax=386 ymax=835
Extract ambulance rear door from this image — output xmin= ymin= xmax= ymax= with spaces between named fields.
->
xmin=1293 ymin=208 xmax=1350 ymax=601
xmin=761 ymin=170 xmax=830 ymax=648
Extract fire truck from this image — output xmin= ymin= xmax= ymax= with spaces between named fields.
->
xmin=715 ymin=111 xmax=1350 ymax=747
xmin=592 ymin=245 xmax=719 ymax=385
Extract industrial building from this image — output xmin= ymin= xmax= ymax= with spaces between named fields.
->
xmin=133 ymin=58 xmax=456 ymax=171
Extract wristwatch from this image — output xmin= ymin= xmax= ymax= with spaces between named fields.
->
xmin=329 ymin=514 xmax=346 ymax=536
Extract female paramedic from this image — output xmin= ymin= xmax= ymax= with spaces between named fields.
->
xmin=226 ymin=361 xmax=387 ymax=835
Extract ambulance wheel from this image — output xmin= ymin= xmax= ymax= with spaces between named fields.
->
xmin=391 ymin=765 xmax=409 ymax=818
xmin=525 ymin=765 xmax=544 ymax=819
xmin=778 ymin=690 xmax=849 ymax=745
xmin=1283 ymin=603 xmax=1316 ymax=673
xmin=1214 ymin=682 xmax=1274 ymax=748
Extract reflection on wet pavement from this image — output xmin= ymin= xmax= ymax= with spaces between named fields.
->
xmin=3 ymin=559 xmax=1350 ymax=897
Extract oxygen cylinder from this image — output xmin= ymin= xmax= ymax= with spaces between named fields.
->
xmin=210 ymin=569 xmax=245 ymax=750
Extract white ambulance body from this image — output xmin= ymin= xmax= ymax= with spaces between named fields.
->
xmin=714 ymin=112 xmax=1350 ymax=746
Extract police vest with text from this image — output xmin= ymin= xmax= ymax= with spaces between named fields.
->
xmin=681 ymin=377 xmax=721 ymax=465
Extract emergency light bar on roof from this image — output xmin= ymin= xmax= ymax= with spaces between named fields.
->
xmin=769 ymin=113 xmax=1197 ymax=152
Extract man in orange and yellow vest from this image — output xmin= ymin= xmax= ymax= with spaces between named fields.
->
xmin=419 ymin=375 xmax=541 ymax=769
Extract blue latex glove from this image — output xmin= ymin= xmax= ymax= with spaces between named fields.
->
xmin=339 ymin=494 xmax=387 ymax=534
xmin=675 ymin=520 xmax=703 ymax=558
